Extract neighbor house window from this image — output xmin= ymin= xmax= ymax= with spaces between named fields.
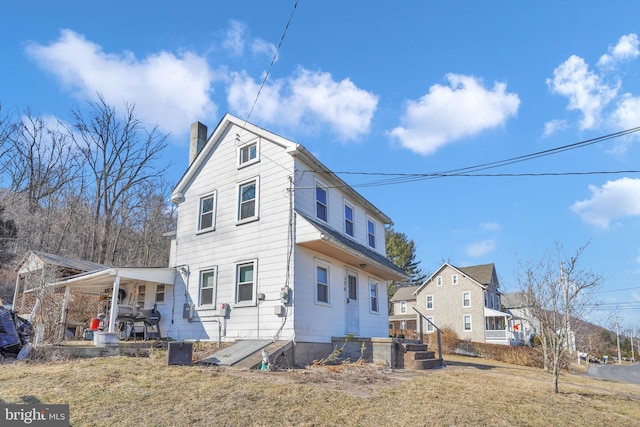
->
xmin=344 ymin=202 xmax=354 ymax=237
xmin=491 ymin=294 xmax=495 ymax=309
xmin=367 ymin=218 xmax=376 ymax=248
xmin=452 ymin=274 xmax=459 ymax=285
xmin=199 ymin=268 xmax=216 ymax=306
xmin=316 ymin=264 xmax=329 ymax=304
xmin=316 ymin=183 xmax=328 ymax=222
xmin=370 ymin=281 xmax=379 ymax=313
xmin=137 ymin=285 xmax=146 ymax=308
xmin=436 ymin=276 xmax=442 ymax=286
xmin=426 ymin=294 xmax=434 ymax=310
xmin=198 ymin=192 xmax=216 ymax=231
xmin=464 ymin=315 xmax=472 ymax=331
xmin=463 ymin=291 xmax=471 ymax=307
xmin=400 ymin=301 xmax=407 ymax=314
xmin=426 ymin=316 xmax=435 ymax=333
xmin=155 ymin=284 xmax=165 ymax=304
xmin=238 ymin=179 xmax=258 ymax=221
xmin=236 ymin=261 xmax=256 ymax=304
xmin=238 ymin=140 xmax=258 ymax=166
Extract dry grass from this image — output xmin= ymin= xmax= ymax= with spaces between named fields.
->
xmin=1 ymin=352 xmax=639 ymax=426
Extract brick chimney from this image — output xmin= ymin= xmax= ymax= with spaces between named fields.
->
xmin=189 ymin=122 xmax=208 ymax=165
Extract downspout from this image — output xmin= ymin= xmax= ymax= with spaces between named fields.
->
xmin=108 ymin=273 xmax=120 ymax=333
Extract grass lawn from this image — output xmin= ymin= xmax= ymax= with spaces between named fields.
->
xmin=1 ymin=351 xmax=639 ymax=426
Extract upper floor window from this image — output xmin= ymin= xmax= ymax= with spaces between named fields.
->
xmin=367 ymin=218 xmax=376 ymax=248
xmin=452 ymin=274 xmax=459 ymax=285
xmin=344 ymin=202 xmax=354 ymax=237
xmin=463 ymin=291 xmax=471 ymax=307
xmin=400 ymin=301 xmax=407 ymax=313
xmin=436 ymin=276 xmax=443 ymax=287
xmin=426 ymin=294 xmax=434 ymax=310
xmin=316 ymin=263 xmax=329 ymax=304
xmin=316 ymin=183 xmax=328 ymax=222
xmin=236 ymin=260 xmax=256 ymax=304
xmin=198 ymin=192 xmax=216 ymax=231
xmin=491 ymin=294 xmax=495 ymax=309
xmin=238 ymin=179 xmax=258 ymax=222
xmin=199 ymin=268 xmax=217 ymax=306
xmin=238 ymin=140 xmax=259 ymax=167
xmin=370 ymin=281 xmax=379 ymax=313
xmin=155 ymin=284 xmax=165 ymax=304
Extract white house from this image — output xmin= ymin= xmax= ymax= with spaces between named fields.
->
xmin=165 ymin=114 xmax=407 ymax=359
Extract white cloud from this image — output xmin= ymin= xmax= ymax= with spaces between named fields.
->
xmin=571 ymin=177 xmax=640 ymax=228
xmin=611 ymin=94 xmax=640 ymax=131
xmin=25 ymin=29 xmax=218 ymax=136
xmin=547 ymin=55 xmax=618 ymax=130
xmin=222 ymin=20 xmax=247 ymax=56
xmin=598 ymin=33 xmax=640 ymax=68
xmin=543 ymin=119 xmax=568 ymax=137
xmin=387 ymin=74 xmax=520 ymax=155
xmin=479 ymin=222 xmax=501 ymax=232
xmin=465 ymin=239 xmax=496 ymax=258
xmin=227 ymin=67 xmax=378 ymax=141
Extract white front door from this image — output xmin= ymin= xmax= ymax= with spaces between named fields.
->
xmin=345 ymin=271 xmax=359 ymax=334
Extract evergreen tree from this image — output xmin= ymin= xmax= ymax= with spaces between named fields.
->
xmin=385 ymin=227 xmax=426 ymax=313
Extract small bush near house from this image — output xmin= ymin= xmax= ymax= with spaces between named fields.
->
xmin=427 ymin=326 xmax=460 ymax=353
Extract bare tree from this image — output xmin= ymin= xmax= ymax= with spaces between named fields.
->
xmin=517 ymin=242 xmax=602 ymax=393
xmin=65 ymin=95 xmax=169 ymax=264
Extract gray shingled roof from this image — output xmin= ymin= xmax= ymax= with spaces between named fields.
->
xmin=390 ymin=285 xmax=419 ymax=302
xmin=24 ymin=250 xmax=105 ymax=274
xmin=458 ymin=263 xmax=495 ymax=286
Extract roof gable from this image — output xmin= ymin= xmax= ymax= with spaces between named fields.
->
xmin=414 ymin=262 xmax=498 ymax=294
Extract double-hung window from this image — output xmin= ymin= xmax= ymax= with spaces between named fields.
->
xmin=137 ymin=285 xmax=146 ymax=309
xmin=236 ymin=261 xmax=256 ymax=304
xmin=238 ymin=179 xmax=258 ymax=222
xmin=316 ymin=264 xmax=329 ymax=304
xmin=200 ymin=268 xmax=217 ymax=306
xmin=426 ymin=316 xmax=435 ymax=333
xmin=155 ymin=284 xmax=165 ymax=304
xmin=452 ymin=274 xmax=459 ymax=285
xmin=426 ymin=294 xmax=434 ymax=310
xmin=316 ymin=183 xmax=328 ymax=222
xmin=370 ymin=281 xmax=379 ymax=313
xmin=367 ymin=218 xmax=376 ymax=248
xmin=400 ymin=301 xmax=407 ymax=314
xmin=464 ymin=315 xmax=472 ymax=331
xmin=198 ymin=192 xmax=216 ymax=231
xmin=463 ymin=291 xmax=471 ymax=307
xmin=344 ymin=202 xmax=354 ymax=237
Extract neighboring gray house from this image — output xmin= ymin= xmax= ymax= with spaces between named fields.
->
xmin=413 ymin=263 xmax=523 ymax=345
xmin=389 ymin=285 xmax=419 ymax=332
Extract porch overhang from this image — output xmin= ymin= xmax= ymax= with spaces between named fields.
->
xmin=295 ymin=211 xmax=408 ymax=282
xmin=484 ymin=306 xmax=512 ymax=319
xmin=45 ymin=267 xmax=178 ymax=294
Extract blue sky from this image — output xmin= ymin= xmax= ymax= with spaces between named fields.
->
xmin=2 ymin=1 xmax=640 ymax=329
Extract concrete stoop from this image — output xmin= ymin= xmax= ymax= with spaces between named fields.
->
xmin=398 ymin=342 xmax=443 ymax=370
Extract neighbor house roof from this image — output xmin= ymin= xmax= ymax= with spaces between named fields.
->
xmin=15 ymin=250 xmax=105 ymax=275
xmin=390 ymin=285 xmax=419 ymax=302
xmin=458 ymin=263 xmax=496 ymax=286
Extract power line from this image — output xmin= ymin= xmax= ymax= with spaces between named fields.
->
xmin=307 ymin=126 xmax=640 ymax=189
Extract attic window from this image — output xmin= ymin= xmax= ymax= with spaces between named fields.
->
xmin=238 ymin=139 xmax=259 ymax=167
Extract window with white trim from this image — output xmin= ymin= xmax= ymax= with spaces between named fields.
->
xmin=137 ymin=285 xmax=146 ymax=309
xmin=238 ymin=140 xmax=258 ymax=167
xmin=199 ymin=268 xmax=217 ymax=306
xmin=236 ymin=261 xmax=256 ymax=304
xmin=344 ymin=201 xmax=354 ymax=237
xmin=155 ymin=284 xmax=165 ymax=304
xmin=491 ymin=294 xmax=495 ymax=309
xmin=452 ymin=274 xmax=459 ymax=285
xmin=400 ymin=301 xmax=406 ymax=314
xmin=198 ymin=192 xmax=216 ymax=231
xmin=463 ymin=291 xmax=471 ymax=307
xmin=426 ymin=294 xmax=434 ymax=310
xmin=238 ymin=179 xmax=258 ymax=222
xmin=367 ymin=218 xmax=376 ymax=248
xmin=316 ymin=263 xmax=329 ymax=304
xmin=370 ymin=281 xmax=379 ymax=313
xmin=464 ymin=314 xmax=472 ymax=331
xmin=426 ymin=316 xmax=435 ymax=333
xmin=316 ymin=183 xmax=328 ymax=222
xmin=436 ymin=276 xmax=442 ymax=287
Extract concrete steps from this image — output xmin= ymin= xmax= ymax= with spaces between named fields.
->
xmin=397 ymin=342 xmax=443 ymax=370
